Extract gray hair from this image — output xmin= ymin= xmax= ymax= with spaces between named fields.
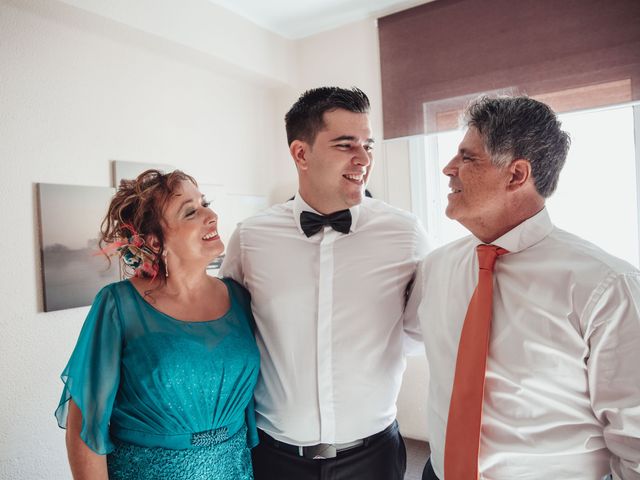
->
xmin=463 ymin=96 xmax=571 ymax=198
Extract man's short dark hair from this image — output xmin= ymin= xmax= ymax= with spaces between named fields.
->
xmin=464 ymin=96 xmax=571 ymax=198
xmin=285 ymin=87 xmax=370 ymax=146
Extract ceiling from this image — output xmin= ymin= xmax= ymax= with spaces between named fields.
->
xmin=207 ymin=0 xmax=432 ymax=39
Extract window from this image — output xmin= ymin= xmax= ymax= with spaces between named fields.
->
xmin=411 ymin=102 xmax=640 ymax=267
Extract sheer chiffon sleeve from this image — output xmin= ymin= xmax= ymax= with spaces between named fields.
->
xmin=55 ymin=285 xmax=123 ymax=454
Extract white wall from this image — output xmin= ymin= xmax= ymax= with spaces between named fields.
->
xmin=0 ymin=0 xmax=294 ymax=478
xmin=55 ymin=0 xmax=297 ymax=87
xmin=0 ymin=2 xmax=426 ymax=478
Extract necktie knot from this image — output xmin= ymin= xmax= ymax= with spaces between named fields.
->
xmin=476 ymin=244 xmax=509 ymax=271
xmin=300 ymin=209 xmax=352 ymax=237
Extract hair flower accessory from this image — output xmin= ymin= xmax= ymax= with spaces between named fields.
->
xmin=102 ymin=224 xmax=159 ymax=278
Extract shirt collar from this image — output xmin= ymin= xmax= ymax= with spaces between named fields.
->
xmin=292 ymin=192 xmax=361 ymax=236
xmin=473 ymin=207 xmax=554 ymax=254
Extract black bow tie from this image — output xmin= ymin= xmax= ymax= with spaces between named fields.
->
xmin=300 ymin=209 xmax=352 ymax=237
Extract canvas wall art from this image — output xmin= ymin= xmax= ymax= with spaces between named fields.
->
xmin=38 ymin=183 xmax=119 ymax=312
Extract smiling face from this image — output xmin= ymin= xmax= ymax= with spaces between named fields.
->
xmin=161 ymin=180 xmax=223 ymax=267
xmin=294 ymin=108 xmax=374 ymax=214
xmin=443 ymin=127 xmax=513 ymax=237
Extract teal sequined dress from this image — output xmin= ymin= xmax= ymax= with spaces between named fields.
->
xmin=55 ymin=278 xmax=260 ymax=480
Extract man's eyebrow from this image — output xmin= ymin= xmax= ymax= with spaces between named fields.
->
xmin=329 ymin=135 xmax=375 ymax=143
xmin=330 ymin=135 xmax=356 ymax=142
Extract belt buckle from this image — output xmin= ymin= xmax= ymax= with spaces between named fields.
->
xmin=302 ymin=443 xmax=337 ymax=459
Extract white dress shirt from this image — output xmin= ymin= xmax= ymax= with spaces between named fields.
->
xmin=413 ymin=208 xmax=640 ymax=479
xmin=220 ymin=194 xmax=429 ymax=445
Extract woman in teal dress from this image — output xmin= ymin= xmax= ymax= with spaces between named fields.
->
xmin=55 ymin=169 xmax=260 ymax=479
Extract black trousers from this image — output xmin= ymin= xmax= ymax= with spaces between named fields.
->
xmin=422 ymin=457 xmax=440 ymax=480
xmin=252 ymin=422 xmax=407 ymax=480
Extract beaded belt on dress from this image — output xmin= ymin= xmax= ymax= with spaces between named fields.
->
xmin=190 ymin=426 xmax=229 ymax=447
xmin=111 ymin=417 xmax=244 ymax=450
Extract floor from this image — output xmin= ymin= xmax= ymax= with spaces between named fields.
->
xmin=404 ymin=438 xmax=430 ymax=480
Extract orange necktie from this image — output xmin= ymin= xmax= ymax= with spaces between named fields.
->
xmin=444 ymin=244 xmax=508 ymax=480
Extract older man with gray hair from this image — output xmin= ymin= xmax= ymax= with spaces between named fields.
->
xmin=413 ymin=96 xmax=640 ymax=480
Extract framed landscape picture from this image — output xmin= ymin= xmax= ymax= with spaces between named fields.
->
xmin=38 ymin=183 xmax=119 ymax=311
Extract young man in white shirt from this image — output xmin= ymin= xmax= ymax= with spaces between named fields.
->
xmin=221 ymin=87 xmax=429 ymax=479
xmin=414 ymin=95 xmax=640 ymax=480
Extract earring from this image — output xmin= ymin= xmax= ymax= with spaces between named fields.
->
xmin=163 ymin=250 xmax=169 ymax=277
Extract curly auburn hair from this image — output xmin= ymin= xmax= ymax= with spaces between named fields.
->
xmin=100 ymin=169 xmax=197 ymax=278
